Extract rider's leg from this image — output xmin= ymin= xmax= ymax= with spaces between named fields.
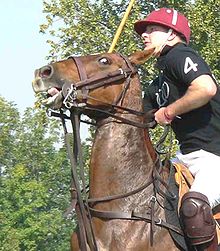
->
xmin=180 ymin=191 xmax=217 ymax=250
xmin=176 ymin=150 xmax=220 ymax=250
xmin=176 ymin=149 xmax=220 ymax=208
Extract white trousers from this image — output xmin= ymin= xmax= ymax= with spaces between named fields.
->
xmin=175 ymin=149 xmax=220 ymax=208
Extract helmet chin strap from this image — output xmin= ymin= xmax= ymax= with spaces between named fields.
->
xmin=153 ymin=29 xmax=173 ymax=57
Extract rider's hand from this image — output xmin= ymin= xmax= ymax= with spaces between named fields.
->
xmin=154 ymin=107 xmax=174 ymax=126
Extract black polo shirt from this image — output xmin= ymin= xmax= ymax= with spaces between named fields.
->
xmin=144 ymin=43 xmax=220 ymax=155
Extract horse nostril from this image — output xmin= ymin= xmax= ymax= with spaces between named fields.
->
xmin=39 ymin=65 xmax=53 ymax=78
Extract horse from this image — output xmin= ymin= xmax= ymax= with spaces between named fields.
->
xmin=32 ymin=49 xmax=189 ymax=251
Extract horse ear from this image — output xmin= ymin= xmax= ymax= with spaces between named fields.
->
xmin=129 ymin=47 xmax=155 ymax=65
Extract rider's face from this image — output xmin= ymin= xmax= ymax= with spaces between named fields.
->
xmin=141 ymin=24 xmax=170 ymax=50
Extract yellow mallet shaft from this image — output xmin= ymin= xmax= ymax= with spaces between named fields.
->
xmin=108 ymin=0 xmax=136 ymax=53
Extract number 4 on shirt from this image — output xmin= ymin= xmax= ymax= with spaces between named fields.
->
xmin=184 ymin=57 xmax=198 ymax=74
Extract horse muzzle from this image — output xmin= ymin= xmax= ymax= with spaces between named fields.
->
xmin=32 ymin=65 xmax=64 ymax=109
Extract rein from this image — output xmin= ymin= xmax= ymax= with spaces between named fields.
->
xmin=56 ymin=54 xmax=182 ymax=250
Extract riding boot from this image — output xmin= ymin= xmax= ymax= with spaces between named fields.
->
xmin=180 ymin=191 xmax=217 ymax=250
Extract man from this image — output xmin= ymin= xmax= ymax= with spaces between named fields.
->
xmin=134 ymin=7 xmax=220 ymax=250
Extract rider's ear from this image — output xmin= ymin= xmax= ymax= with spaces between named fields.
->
xmin=129 ymin=47 xmax=155 ymax=65
xmin=167 ymin=31 xmax=177 ymax=41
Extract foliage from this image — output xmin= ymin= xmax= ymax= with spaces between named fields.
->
xmin=0 ymin=97 xmax=19 ymax=170
xmin=0 ymin=96 xmax=74 ymax=250
xmin=187 ymin=0 xmax=220 ymax=80
xmin=40 ymin=0 xmax=219 ymax=79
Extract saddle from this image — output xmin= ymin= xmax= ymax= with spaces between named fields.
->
xmin=173 ymin=163 xmax=220 ymax=245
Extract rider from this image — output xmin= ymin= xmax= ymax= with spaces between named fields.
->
xmin=134 ymin=7 xmax=220 ymax=250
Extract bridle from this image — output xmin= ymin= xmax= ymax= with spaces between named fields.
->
xmin=61 ymin=54 xmax=156 ymax=129
xmin=63 ymin=53 xmax=136 ymax=108
xmin=51 ymin=54 xmax=182 ymax=251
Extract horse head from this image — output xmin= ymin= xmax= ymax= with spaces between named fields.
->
xmin=32 ymin=49 xmax=154 ymax=115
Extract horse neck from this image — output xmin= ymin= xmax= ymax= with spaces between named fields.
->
xmin=89 ymin=76 xmax=156 ymax=198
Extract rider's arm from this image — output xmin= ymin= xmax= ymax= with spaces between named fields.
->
xmin=165 ymin=74 xmax=217 ymax=120
xmin=154 ymin=47 xmax=218 ymax=125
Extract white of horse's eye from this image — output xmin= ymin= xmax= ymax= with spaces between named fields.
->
xmin=99 ymin=57 xmax=111 ymax=65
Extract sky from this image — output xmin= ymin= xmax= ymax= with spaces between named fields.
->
xmin=0 ymin=0 xmax=88 ymax=139
xmin=0 ymin=1 xmax=50 ymax=112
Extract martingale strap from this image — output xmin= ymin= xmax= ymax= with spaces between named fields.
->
xmin=61 ymin=56 xmax=99 ymax=251
xmin=60 ymin=110 xmax=97 ymax=251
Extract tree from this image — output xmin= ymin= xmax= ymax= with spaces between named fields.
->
xmin=0 ymin=97 xmax=75 ymax=251
xmin=187 ymin=0 xmax=220 ymax=80
xmin=0 ymin=97 xmax=19 ymax=173
xmin=40 ymin=0 xmax=219 ymax=86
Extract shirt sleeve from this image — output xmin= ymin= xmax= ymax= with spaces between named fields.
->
xmin=166 ymin=48 xmax=213 ymax=86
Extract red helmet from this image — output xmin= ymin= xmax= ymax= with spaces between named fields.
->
xmin=134 ymin=8 xmax=191 ymax=44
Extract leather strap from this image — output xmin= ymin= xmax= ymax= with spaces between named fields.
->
xmin=89 ymin=207 xmax=183 ymax=235
xmin=72 ymin=56 xmax=87 ymax=81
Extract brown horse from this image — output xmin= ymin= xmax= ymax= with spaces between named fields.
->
xmin=32 ymin=49 xmax=185 ymax=251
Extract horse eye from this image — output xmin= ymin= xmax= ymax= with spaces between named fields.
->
xmin=98 ymin=57 xmax=111 ymax=65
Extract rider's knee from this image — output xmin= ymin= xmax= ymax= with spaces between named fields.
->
xmin=180 ymin=191 xmax=216 ymax=246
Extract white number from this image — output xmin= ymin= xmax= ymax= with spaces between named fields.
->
xmin=184 ymin=57 xmax=198 ymax=74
